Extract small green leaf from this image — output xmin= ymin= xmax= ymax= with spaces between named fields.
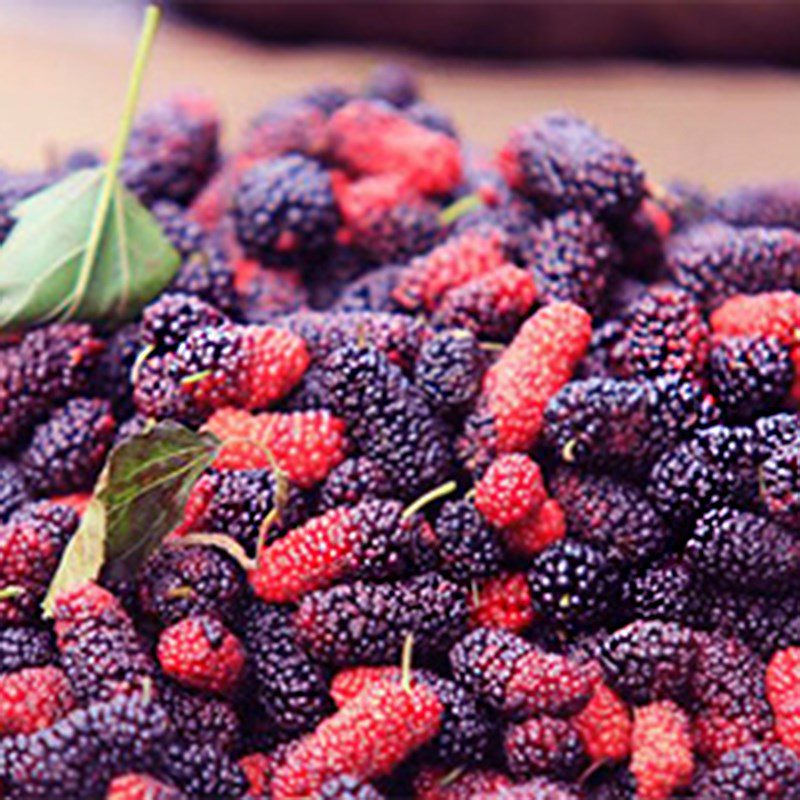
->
xmin=0 ymin=5 xmax=177 ymax=331
xmin=42 ymin=421 xmax=220 ymax=614
xmin=0 ymin=170 xmax=180 ymax=329
xmin=101 ymin=421 xmax=221 ymax=577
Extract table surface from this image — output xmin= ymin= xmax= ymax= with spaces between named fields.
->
xmin=3 ymin=3 xmax=800 ymax=193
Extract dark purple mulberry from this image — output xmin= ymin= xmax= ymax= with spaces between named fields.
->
xmin=687 ymin=506 xmax=800 ymax=594
xmin=599 ymin=620 xmax=696 ymax=706
xmin=240 ymin=600 xmax=334 ymax=736
xmin=233 ymin=154 xmax=338 ymax=264
xmin=138 ymin=545 xmax=245 ymax=627
xmin=548 ymin=467 xmax=672 ymax=568
xmin=665 ymin=222 xmax=800 ymax=309
xmin=151 ymin=199 xmax=208 ymax=256
xmin=435 ymin=499 xmax=504 ymax=582
xmin=498 ymin=112 xmax=646 ymax=221
xmin=364 ymin=63 xmax=419 ymax=108
xmin=0 ymin=458 xmax=29 ymax=522
xmin=196 ymin=468 xmax=308 ymax=554
xmin=322 ymin=342 xmax=453 ymax=499
xmin=141 ymin=293 xmax=227 ymax=354
xmin=710 ymin=335 xmax=793 ymax=422
xmin=0 ymin=693 xmax=171 ymax=800
xmin=170 ymin=248 xmax=239 ymax=318
xmin=282 ymin=310 xmax=430 ymax=371
xmin=157 ymin=678 xmax=240 ymax=752
xmin=504 ymin=716 xmax=589 ymax=781
xmin=318 ymin=775 xmax=385 ymax=800
xmin=293 ymin=573 xmax=469 ymax=667
xmin=157 ymin=741 xmax=247 ymax=800
xmin=53 ymin=582 xmax=156 ymax=704
xmin=317 ymin=456 xmax=393 ymax=512
xmin=527 ymin=540 xmax=620 ymax=630
xmin=414 ymin=328 xmax=484 ymax=412
xmin=714 ymin=181 xmax=800 ymax=230
xmin=759 ymin=438 xmax=800 ymax=528
xmin=608 ymin=285 xmax=709 ymax=381
xmin=623 ymin=557 xmax=698 ymax=626
xmin=543 ymin=375 xmax=718 ymax=475
xmin=0 ymin=626 xmax=56 ymax=673
xmin=122 ymin=94 xmax=219 ymax=206
xmin=696 ymin=742 xmax=800 ymax=799
xmin=406 ymin=101 xmax=458 ymax=138
xmin=525 ymin=210 xmax=618 ymax=313
xmin=21 ymin=398 xmax=116 ymax=497
xmin=647 ymin=425 xmax=759 ymax=526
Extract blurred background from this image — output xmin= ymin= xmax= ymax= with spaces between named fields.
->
xmin=3 ymin=0 xmax=800 ymax=190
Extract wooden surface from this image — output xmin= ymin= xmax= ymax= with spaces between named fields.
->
xmin=2 ymin=3 xmax=800 ymax=191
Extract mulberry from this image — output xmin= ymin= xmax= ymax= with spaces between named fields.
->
xmin=665 ymin=222 xmax=800 ymax=309
xmin=233 ymin=155 xmax=338 ymax=263
xmin=414 ymin=329 xmax=484 ymax=412
xmin=21 ymin=397 xmax=115 ymax=496
xmin=431 ymin=263 xmax=537 ymax=342
xmin=157 ymin=741 xmax=247 ymax=800
xmin=460 ymin=302 xmax=591 ymax=470
xmin=53 ymin=581 xmax=156 ymax=704
xmin=0 ymin=458 xmax=30 ymax=522
xmin=608 ymin=285 xmax=709 ymax=381
xmin=270 ymin=679 xmax=442 ymax=799
xmin=0 ymin=665 xmax=76 ymax=734
xmin=0 ymin=501 xmax=78 ymax=624
xmin=504 ymin=716 xmax=589 ymax=781
xmin=364 ymin=63 xmax=419 ymax=108
xmin=171 ymin=248 xmax=239 ymax=317
xmin=206 ymin=407 xmax=347 ymax=487
xmin=760 ymin=439 xmax=800 ymax=528
xmin=709 ymin=335 xmax=793 ymax=421
xmin=695 ymin=743 xmax=800 ymax=799
xmin=599 ymin=621 xmax=696 ymax=706
xmin=686 ymin=506 xmax=800 ymax=594
xmin=293 ymin=573 xmax=469 ymax=666
xmin=322 ymin=341 xmax=452 ymax=499
xmin=0 ymin=626 xmax=56 ymax=673
xmin=152 ymin=199 xmax=208 ymax=257
xmin=497 ymin=112 xmax=645 ymax=221
xmin=122 ymin=93 xmax=219 ymax=206
xmin=525 ymin=210 xmax=618 ymax=313
xmin=449 ymin=627 xmax=592 ymax=719
xmin=572 ymin=682 xmax=632 ymax=764
xmin=157 ymin=615 xmax=245 ymax=695
xmin=317 ymin=457 xmax=392 ymax=512
xmin=328 ymin=99 xmax=462 ymax=196
xmin=241 ymin=600 xmax=333 ymax=736
xmin=137 ymin=544 xmax=245 ymax=626
xmin=434 ymin=498 xmax=504 ymax=582
xmin=0 ymin=693 xmax=171 ymax=800
xmin=714 ymin=181 xmax=800 ymax=229
xmin=527 ymin=540 xmax=619 ymax=630
xmin=629 ymin=701 xmax=694 ymax=800
xmin=141 ymin=293 xmax=227 ymax=354
xmin=468 ymin=572 xmax=536 ymax=633
xmin=548 ymin=468 xmax=672 ymax=568
xmin=475 ymin=454 xmax=547 ymax=529
xmin=106 ymin=774 xmax=185 ymax=800
xmin=249 ymin=498 xmax=437 ymax=603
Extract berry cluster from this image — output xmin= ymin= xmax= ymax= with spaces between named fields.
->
xmin=2 ymin=64 xmax=800 ymax=799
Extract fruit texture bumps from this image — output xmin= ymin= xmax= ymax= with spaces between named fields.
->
xmin=0 ymin=665 xmax=76 ymax=735
xmin=205 ymin=407 xmax=347 ymax=487
xmin=270 ymin=679 xmax=443 ymax=799
xmin=323 ymin=341 xmax=452 ymax=499
xmin=498 ymin=111 xmax=646 ymax=221
xmin=459 ymin=301 xmax=591 ymax=471
xmin=53 ymin=581 xmax=156 ymax=704
xmin=293 ymin=573 xmax=469 ymax=667
xmin=249 ymin=498 xmax=437 ymax=603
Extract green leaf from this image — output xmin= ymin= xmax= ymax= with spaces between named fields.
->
xmin=0 ymin=169 xmax=180 ymax=329
xmin=42 ymin=421 xmax=220 ymax=615
xmin=42 ymin=497 xmax=107 ymax=616
xmin=0 ymin=4 xmax=175 ymax=331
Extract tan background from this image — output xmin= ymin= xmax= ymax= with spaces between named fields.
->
xmin=2 ymin=3 xmax=800 ymax=192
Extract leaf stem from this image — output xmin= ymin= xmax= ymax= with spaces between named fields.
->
xmin=68 ymin=4 xmax=161 ymax=320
